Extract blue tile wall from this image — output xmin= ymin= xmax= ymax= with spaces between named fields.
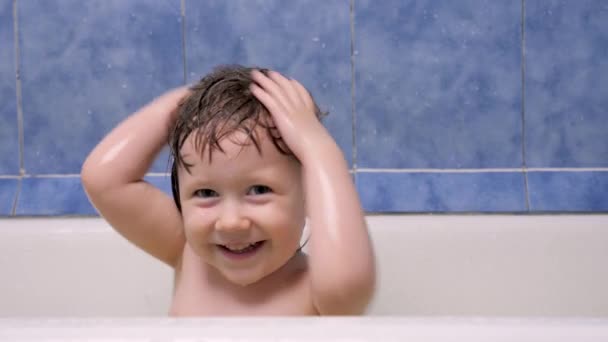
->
xmin=0 ymin=0 xmax=606 ymax=216
xmin=528 ymin=172 xmax=608 ymax=212
xmin=525 ymin=0 xmax=608 ymax=167
xmin=355 ymin=0 xmax=522 ymax=169
xmin=15 ymin=175 xmax=172 ymax=216
xmin=18 ymin=0 xmax=183 ymax=175
xmin=16 ymin=177 xmax=96 ymax=216
xmin=0 ymin=0 xmax=19 ymax=175
xmin=357 ymin=172 xmax=526 ymax=213
xmin=0 ymin=179 xmax=18 ymax=215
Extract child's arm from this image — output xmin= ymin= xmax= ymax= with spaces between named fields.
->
xmin=250 ymin=70 xmax=376 ymax=315
xmin=81 ymin=87 xmax=190 ymax=268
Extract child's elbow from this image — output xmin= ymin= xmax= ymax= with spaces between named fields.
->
xmin=314 ymin=263 xmax=377 ymax=315
xmin=80 ymin=157 xmax=106 ymax=197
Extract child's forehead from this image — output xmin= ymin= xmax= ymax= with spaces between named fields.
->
xmin=179 ymin=127 xmax=290 ymax=166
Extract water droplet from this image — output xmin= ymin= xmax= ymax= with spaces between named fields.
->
xmin=239 ymin=36 xmax=244 ymax=41
xmin=87 ymin=109 xmax=92 ymax=115
xmin=106 ymin=64 xmax=112 ymax=69
xmin=354 ymin=50 xmax=359 ymax=55
xmin=312 ymin=37 xmax=320 ymax=42
xmin=321 ymin=43 xmax=326 ymax=49
xmin=121 ymin=84 xmax=127 ymax=89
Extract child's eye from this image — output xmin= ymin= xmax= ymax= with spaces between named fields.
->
xmin=248 ymin=185 xmax=272 ymax=196
xmin=193 ymin=189 xmax=218 ymax=198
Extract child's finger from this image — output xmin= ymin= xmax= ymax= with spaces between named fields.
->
xmin=251 ymin=70 xmax=293 ymax=113
xmin=290 ymin=79 xmax=315 ymax=111
xmin=250 ymin=83 xmax=286 ymax=121
xmin=268 ymin=71 xmax=301 ymax=107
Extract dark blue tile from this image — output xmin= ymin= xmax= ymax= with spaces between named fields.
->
xmin=184 ymin=0 xmax=352 ymax=165
xmin=528 ymin=171 xmax=608 ymax=212
xmin=356 ymin=172 xmax=527 ymax=212
xmin=0 ymin=0 xmax=19 ymax=175
xmin=525 ymin=1 xmax=608 ymax=167
xmin=355 ymin=0 xmax=522 ymax=168
xmin=19 ymin=0 xmax=184 ymax=174
xmin=0 ymin=178 xmax=18 ymax=215
xmin=16 ymin=177 xmax=96 ymax=215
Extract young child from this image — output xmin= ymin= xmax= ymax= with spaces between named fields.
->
xmin=81 ymin=65 xmax=375 ymax=315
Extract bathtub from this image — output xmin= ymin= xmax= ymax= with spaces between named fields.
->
xmin=1 ymin=215 xmax=607 ymax=340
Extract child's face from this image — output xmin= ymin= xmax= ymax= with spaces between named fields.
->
xmin=177 ymin=127 xmax=306 ymax=286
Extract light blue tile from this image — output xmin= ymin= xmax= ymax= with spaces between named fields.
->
xmin=356 ymin=172 xmax=527 ymax=213
xmin=355 ymin=0 xmax=522 ymax=168
xmin=525 ymin=1 xmax=608 ymax=167
xmin=528 ymin=172 xmax=608 ymax=212
xmin=16 ymin=177 xmax=96 ymax=216
xmin=0 ymin=0 xmax=19 ymax=175
xmin=15 ymin=175 xmax=176 ymax=216
xmin=19 ymin=0 xmax=184 ymax=174
xmin=0 ymin=179 xmax=18 ymax=216
xmin=185 ymin=0 xmax=352 ymax=165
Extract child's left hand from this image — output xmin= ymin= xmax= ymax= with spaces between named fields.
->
xmin=250 ymin=70 xmax=331 ymax=160
xmin=251 ymin=70 xmax=375 ymax=315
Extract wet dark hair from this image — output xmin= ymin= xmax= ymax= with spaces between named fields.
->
xmin=168 ymin=65 xmax=325 ymax=212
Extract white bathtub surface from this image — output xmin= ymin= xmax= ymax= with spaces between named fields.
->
xmin=1 ymin=215 xmax=608 ymax=316
xmin=1 ymin=317 xmax=608 ymax=341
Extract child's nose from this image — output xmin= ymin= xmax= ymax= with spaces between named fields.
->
xmin=215 ymin=208 xmax=251 ymax=232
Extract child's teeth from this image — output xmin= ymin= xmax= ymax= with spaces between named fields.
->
xmin=226 ymin=243 xmax=254 ymax=251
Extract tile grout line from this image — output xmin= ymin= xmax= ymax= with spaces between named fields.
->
xmin=13 ymin=0 xmax=25 ymax=177
xmin=2 ymin=167 xmax=608 ymax=179
xmin=180 ymin=0 xmax=187 ymax=84
xmin=521 ymin=0 xmax=531 ymax=211
xmin=357 ymin=167 xmax=608 ymax=173
xmin=350 ymin=0 xmax=357 ymax=171
xmin=11 ymin=177 xmax=21 ymax=216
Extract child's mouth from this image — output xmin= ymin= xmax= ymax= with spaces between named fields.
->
xmin=218 ymin=241 xmax=266 ymax=259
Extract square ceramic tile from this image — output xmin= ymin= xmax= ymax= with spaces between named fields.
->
xmin=19 ymin=0 xmax=184 ymax=174
xmin=355 ymin=0 xmax=522 ymax=168
xmin=185 ymin=0 xmax=352 ymax=165
xmin=0 ymin=0 xmax=19 ymax=175
xmin=525 ymin=1 xmax=608 ymax=167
